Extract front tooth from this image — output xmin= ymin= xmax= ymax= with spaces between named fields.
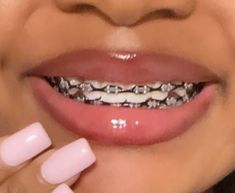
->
xmin=85 ymin=91 xmax=104 ymax=101
xmin=148 ymin=82 xmax=162 ymax=89
xmin=86 ymin=92 xmax=126 ymax=103
xmin=86 ymin=81 xmax=108 ymax=89
xmin=66 ymin=78 xmax=81 ymax=86
xmin=174 ymin=87 xmax=187 ymax=97
xmin=85 ymin=92 xmax=141 ymax=103
xmin=124 ymin=93 xmax=150 ymax=103
xmin=151 ymin=91 xmax=168 ymax=100
xmin=104 ymin=82 xmax=137 ymax=91
xmin=84 ymin=90 xmax=168 ymax=104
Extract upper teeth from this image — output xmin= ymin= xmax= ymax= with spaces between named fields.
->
xmin=46 ymin=76 xmax=203 ymax=109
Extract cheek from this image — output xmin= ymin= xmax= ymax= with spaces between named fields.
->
xmin=202 ymin=0 xmax=235 ymax=49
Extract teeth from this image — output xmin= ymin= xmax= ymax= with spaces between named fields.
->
xmin=67 ymin=78 xmax=81 ymax=86
xmin=174 ymin=87 xmax=187 ymax=97
xmin=84 ymin=90 xmax=168 ymax=104
xmin=68 ymin=87 xmax=79 ymax=95
xmin=46 ymin=76 xmax=204 ymax=109
xmin=148 ymin=82 xmax=162 ymax=89
xmin=86 ymin=91 xmax=125 ymax=103
xmin=166 ymin=97 xmax=178 ymax=106
xmin=88 ymin=81 xmax=108 ymax=89
xmin=151 ymin=91 xmax=168 ymax=100
xmin=133 ymin=85 xmax=150 ymax=94
xmin=160 ymin=83 xmax=175 ymax=92
xmin=184 ymin=83 xmax=194 ymax=90
xmin=104 ymin=85 xmax=122 ymax=94
xmin=147 ymin=100 xmax=160 ymax=109
xmin=80 ymin=82 xmax=93 ymax=92
xmin=59 ymin=78 xmax=70 ymax=90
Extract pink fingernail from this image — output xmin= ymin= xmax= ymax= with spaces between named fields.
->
xmin=41 ymin=138 xmax=96 ymax=184
xmin=0 ymin=122 xmax=52 ymax=167
xmin=51 ymin=184 xmax=74 ymax=193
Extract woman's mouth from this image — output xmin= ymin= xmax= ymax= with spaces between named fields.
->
xmin=45 ymin=76 xmax=204 ymax=109
xmin=27 ymin=50 xmax=218 ymax=145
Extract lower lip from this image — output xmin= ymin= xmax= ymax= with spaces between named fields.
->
xmin=28 ymin=77 xmax=216 ymax=145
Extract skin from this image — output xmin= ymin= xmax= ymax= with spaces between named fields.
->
xmin=0 ymin=0 xmax=235 ymax=192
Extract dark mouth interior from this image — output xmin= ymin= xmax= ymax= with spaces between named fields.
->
xmin=45 ymin=76 xmax=205 ymax=109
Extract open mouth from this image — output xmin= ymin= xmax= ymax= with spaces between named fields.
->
xmin=27 ymin=50 xmax=218 ymax=145
xmin=45 ymin=76 xmax=205 ymax=109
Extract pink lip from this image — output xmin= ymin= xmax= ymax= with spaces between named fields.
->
xmin=27 ymin=50 xmax=218 ymax=145
xmin=29 ymin=50 xmax=216 ymax=84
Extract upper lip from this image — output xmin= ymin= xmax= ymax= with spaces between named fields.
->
xmin=27 ymin=49 xmax=219 ymax=84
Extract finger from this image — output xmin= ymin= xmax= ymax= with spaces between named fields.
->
xmin=7 ymin=138 xmax=96 ymax=193
xmin=52 ymin=184 xmax=74 ymax=193
xmin=0 ymin=122 xmax=52 ymax=182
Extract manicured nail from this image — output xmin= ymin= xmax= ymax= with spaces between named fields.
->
xmin=0 ymin=122 xmax=52 ymax=167
xmin=41 ymin=138 xmax=96 ymax=184
xmin=51 ymin=184 xmax=74 ymax=193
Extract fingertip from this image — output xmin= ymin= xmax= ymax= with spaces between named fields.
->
xmin=0 ymin=122 xmax=52 ymax=167
xmin=51 ymin=184 xmax=74 ymax=193
xmin=41 ymin=138 xmax=96 ymax=184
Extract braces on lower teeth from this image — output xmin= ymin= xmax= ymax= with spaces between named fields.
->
xmin=45 ymin=76 xmax=204 ymax=109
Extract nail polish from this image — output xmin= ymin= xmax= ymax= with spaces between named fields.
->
xmin=0 ymin=122 xmax=52 ymax=167
xmin=41 ymin=138 xmax=96 ymax=184
xmin=51 ymin=184 xmax=74 ymax=193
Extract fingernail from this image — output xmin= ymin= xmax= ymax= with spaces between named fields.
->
xmin=51 ymin=184 xmax=74 ymax=193
xmin=41 ymin=138 xmax=96 ymax=184
xmin=0 ymin=122 xmax=52 ymax=167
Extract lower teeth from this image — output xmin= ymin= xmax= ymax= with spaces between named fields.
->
xmin=45 ymin=76 xmax=204 ymax=109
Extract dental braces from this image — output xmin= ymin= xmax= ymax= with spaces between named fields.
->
xmin=48 ymin=76 xmax=196 ymax=94
xmin=46 ymin=76 xmax=204 ymax=109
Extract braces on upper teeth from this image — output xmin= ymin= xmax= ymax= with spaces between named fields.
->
xmin=45 ymin=76 xmax=204 ymax=109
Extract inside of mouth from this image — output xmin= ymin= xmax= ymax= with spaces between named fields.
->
xmin=45 ymin=76 xmax=205 ymax=109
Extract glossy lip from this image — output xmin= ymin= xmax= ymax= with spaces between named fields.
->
xmin=28 ymin=50 xmax=217 ymax=84
xmin=27 ymin=50 xmax=218 ymax=145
